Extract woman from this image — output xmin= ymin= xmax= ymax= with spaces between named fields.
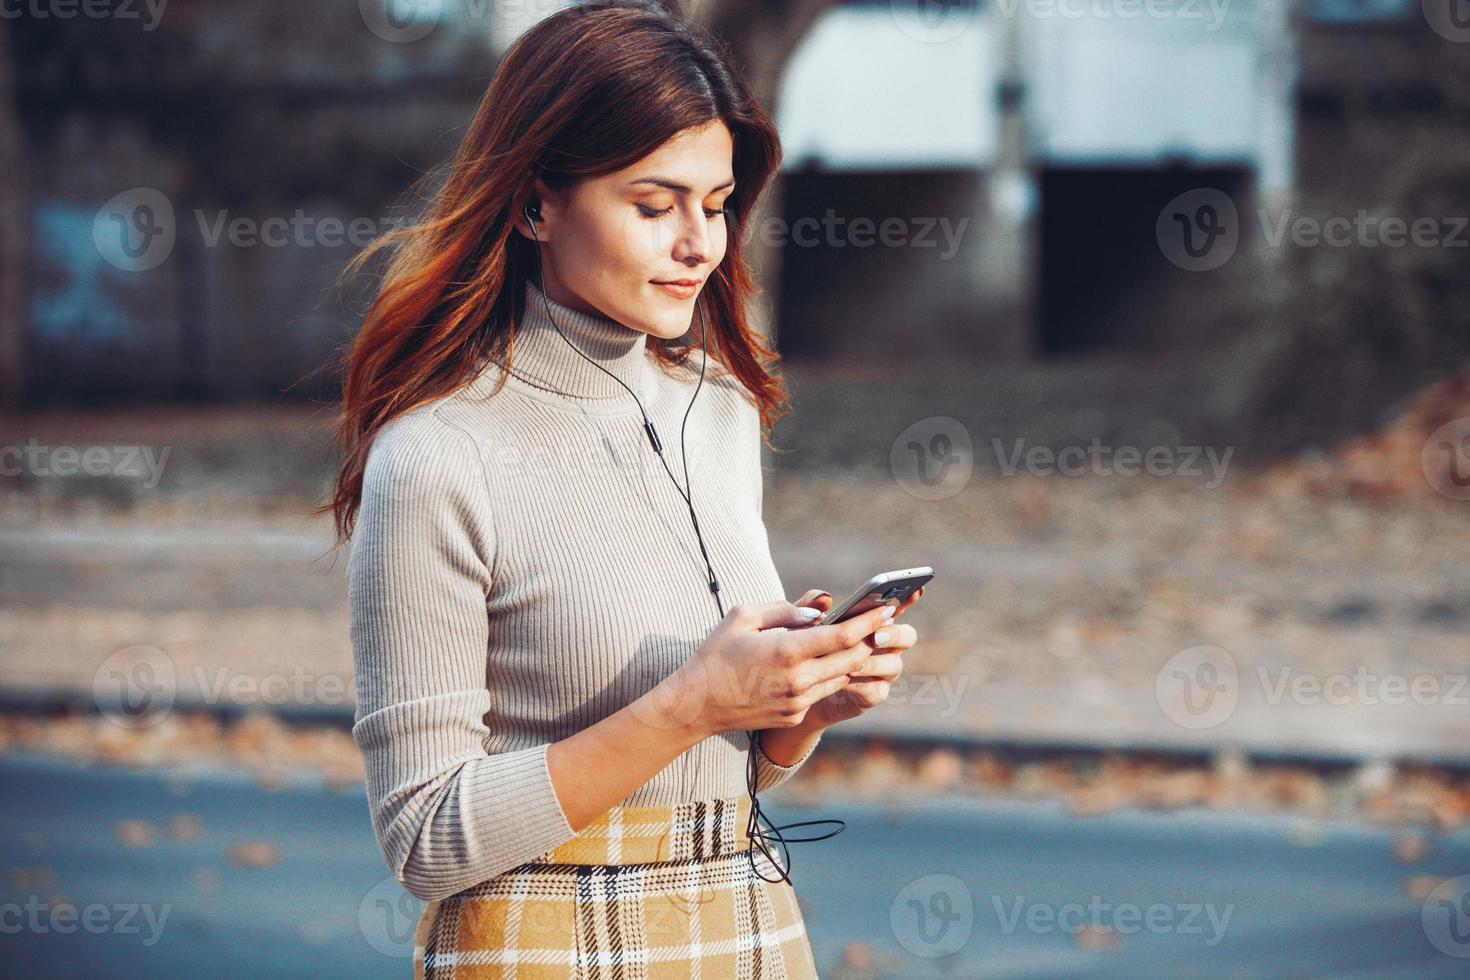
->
xmin=325 ymin=3 xmax=921 ymax=976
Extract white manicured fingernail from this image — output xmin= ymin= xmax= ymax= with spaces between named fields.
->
xmin=873 ymin=630 xmax=892 ymax=646
xmin=798 ymin=607 xmax=822 ymax=619
xmin=881 ymin=605 xmax=896 ymax=621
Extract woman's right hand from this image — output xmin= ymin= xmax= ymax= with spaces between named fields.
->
xmin=639 ymin=600 xmax=897 ymax=735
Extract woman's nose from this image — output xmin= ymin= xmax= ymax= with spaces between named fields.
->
xmin=672 ymin=209 xmax=712 ymax=265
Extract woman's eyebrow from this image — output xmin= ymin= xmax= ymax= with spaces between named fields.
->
xmin=628 ymin=176 xmax=736 ymax=193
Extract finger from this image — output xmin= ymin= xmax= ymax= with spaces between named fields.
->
xmin=891 ymin=586 xmax=925 ymax=619
xmin=825 ymin=677 xmax=886 ymax=710
xmin=743 ymin=599 xmax=825 ymax=631
xmin=810 ymin=620 xmax=911 ymax=683
xmin=842 ymin=679 xmax=892 ymax=707
xmin=785 ymin=604 xmax=896 ymax=660
xmin=803 ymin=670 xmax=854 ymax=704
xmin=847 ymin=652 xmax=904 ymax=680
xmin=804 ymin=641 xmax=873 ymax=686
xmin=791 ymin=591 xmax=834 ymax=627
xmin=868 ymin=623 xmax=917 ymax=652
xmin=840 ymin=603 xmax=899 ymax=644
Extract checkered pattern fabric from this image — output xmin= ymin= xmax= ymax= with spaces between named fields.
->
xmin=413 ymin=794 xmax=819 ymax=978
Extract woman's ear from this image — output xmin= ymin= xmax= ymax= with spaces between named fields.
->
xmin=516 ymin=178 xmax=558 ymax=242
xmin=515 ymin=198 xmax=542 ymax=243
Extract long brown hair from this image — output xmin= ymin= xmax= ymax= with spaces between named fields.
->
xmin=321 ymin=0 xmax=791 ymax=544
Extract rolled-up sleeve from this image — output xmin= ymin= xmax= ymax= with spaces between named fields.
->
xmin=348 ymin=410 xmax=577 ymax=902
xmin=752 ymin=729 xmax=824 ymax=793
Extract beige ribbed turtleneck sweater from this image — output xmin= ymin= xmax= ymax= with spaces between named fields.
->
xmin=348 ymin=278 xmax=821 ymax=902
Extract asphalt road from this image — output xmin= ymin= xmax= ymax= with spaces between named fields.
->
xmin=1 ymin=751 xmax=1467 ymax=978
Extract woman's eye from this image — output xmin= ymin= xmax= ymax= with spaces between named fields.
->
xmin=636 ymin=204 xmax=730 ymax=219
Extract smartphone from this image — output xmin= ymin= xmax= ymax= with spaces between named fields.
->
xmin=812 ymin=566 xmax=934 ymax=626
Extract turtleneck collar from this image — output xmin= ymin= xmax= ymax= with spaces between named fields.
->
xmin=496 ymin=278 xmax=651 ymax=402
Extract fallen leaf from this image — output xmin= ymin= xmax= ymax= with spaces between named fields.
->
xmin=224 ymin=840 xmax=281 ymax=870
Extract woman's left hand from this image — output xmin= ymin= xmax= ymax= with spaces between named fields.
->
xmin=791 ymin=586 xmax=923 ymax=728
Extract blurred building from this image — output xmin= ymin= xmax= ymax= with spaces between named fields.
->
xmin=775 ymin=0 xmax=1288 ymax=361
xmin=3 ymin=0 xmax=1464 ymax=408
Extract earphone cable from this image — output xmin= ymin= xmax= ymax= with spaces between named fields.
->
xmin=523 ymin=211 xmax=845 ymax=886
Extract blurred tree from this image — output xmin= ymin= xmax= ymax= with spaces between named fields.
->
xmin=684 ymin=0 xmax=838 ymax=346
xmin=1216 ymin=18 xmax=1470 ymax=457
xmin=0 ymin=20 xmax=21 ymax=407
xmin=9 ymin=3 xmax=487 ymax=212
xmin=684 ymin=0 xmax=833 ymax=110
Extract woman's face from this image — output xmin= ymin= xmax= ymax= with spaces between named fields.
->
xmin=518 ymin=118 xmax=735 ymax=341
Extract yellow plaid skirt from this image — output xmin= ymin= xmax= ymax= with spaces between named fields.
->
xmin=412 ymin=793 xmax=819 ymax=979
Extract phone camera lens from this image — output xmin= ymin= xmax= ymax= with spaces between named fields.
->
xmin=881 ymin=585 xmax=905 ymax=600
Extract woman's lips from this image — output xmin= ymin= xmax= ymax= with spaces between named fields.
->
xmin=652 ymin=280 xmax=700 ymax=299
